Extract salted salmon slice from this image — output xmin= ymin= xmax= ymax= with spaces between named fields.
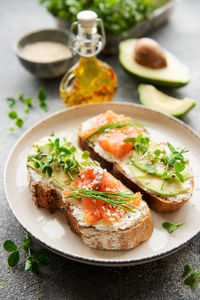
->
xmin=82 ymin=110 xmax=131 ymax=139
xmin=98 ymin=126 xmax=143 ymax=159
xmin=64 ymin=167 xmax=141 ymax=225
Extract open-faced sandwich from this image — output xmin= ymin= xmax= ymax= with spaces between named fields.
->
xmin=78 ymin=110 xmax=194 ymax=212
xmin=27 ymin=135 xmax=153 ymax=250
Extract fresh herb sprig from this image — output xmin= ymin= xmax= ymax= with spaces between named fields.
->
xmin=161 ymin=143 xmax=188 ymax=189
xmin=40 ymin=0 xmax=168 ymax=37
xmin=86 ymin=120 xmax=143 ymax=141
xmin=125 ymin=134 xmax=150 ymax=156
xmin=182 ymin=265 xmax=200 ymax=290
xmin=38 ymin=88 xmax=48 ymax=111
xmin=28 ymin=139 xmax=91 ymax=180
xmin=3 ymin=233 xmax=50 ymax=274
xmin=8 ymin=110 xmax=24 ymax=130
xmin=162 ymin=221 xmax=185 ymax=233
xmin=65 ymin=187 xmax=140 ymax=213
xmin=6 ymin=88 xmax=48 ymax=131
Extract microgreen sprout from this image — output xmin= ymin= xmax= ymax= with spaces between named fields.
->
xmin=182 ymin=265 xmax=200 ymax=290
xmin=3 ymin=233 xmax=51 ymax=274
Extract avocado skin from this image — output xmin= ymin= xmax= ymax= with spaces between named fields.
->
xmin=138 ymin=84 xmax=196 ymax=118
xmin=120 ymin=62 xmax=190 ymax=88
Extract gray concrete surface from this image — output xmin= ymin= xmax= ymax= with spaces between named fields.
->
xmin=0 ymin=0 xmax=199 ymax=299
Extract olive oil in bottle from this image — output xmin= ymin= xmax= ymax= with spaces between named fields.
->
xmin=59 ymin=10 xmax=117 ymax=106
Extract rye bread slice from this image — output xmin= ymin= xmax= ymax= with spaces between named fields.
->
xmin=28 ymin=166 xmax=153 ymax=250
xmin=78 ymin=133 xmax=194 ymax=213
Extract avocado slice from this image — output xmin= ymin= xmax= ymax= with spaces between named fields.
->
xmin=119 ymin=39 xmax=191 ymax=88
xmin=131 ymin=149 xmax=192 ymax=180
xmin=138 ymin=84 xmax=196 ymax=117
xmin=129 ymin=164 xmax=189 ymax=196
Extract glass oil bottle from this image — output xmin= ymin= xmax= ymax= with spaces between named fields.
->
xmin=59 ymin=10 xmax=117 ymax=106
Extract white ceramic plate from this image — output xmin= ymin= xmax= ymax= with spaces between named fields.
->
xmin=4 ymin=103 xmax=200 ymax=266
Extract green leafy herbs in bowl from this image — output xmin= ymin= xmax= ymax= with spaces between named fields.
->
xmin=39 ymin=0 xmax=170 ymax=37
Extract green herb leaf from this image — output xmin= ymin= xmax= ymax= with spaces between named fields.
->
xmin=6 ymin=98 xmax=16 ymax=107
xmin=182 ymin=265 xmax=193 ymax=278
xmin=18 ymin=93 xmax=24 ymax=101
xmin=31 ymin=261 xmax=39 ymax=274
xmin=15 ymin=118 xmax=24 ymax=128
xmin=24 ymin=97 xmax=32 ymax=107
xmin=33 ymin=249 xmax=51 ymax=266
xmin=38 ymin=88 xmax=46 ymax=101
xmin=184 ymin=273 xmax=199 ymax=290
xmin=3 ymin=240 xmax=17 ymax=252
xmin=182 ymin=265 xmax=200 ymax=290
xmin=9 ymin=127 xmax=14 ymax=131
xmin=4 ymin=233 xmax=51 ymax=274
xmin=125 ymin=135 xmax=150 ymax=156
xmin=25 ymin=257 xmax=32 ymax=271
xmin=174 ymin=161 xmax=185 ymax=173
xmin=46 ymin=166 xmax=52 ymax=177
xmin=82 ymin=151 xmax=90 ymax=160
xmin=86 ymin=120 xmax=140 ymax=140
xmin=154 ymin=149 xmax=161 ymax=157
xmin=54 ymin=138 xmax=60 ymax=148
xmin=40 ymin=102 xmax=48 ymax=112
xmin=8 ymin=110 xmax=18 ymax=119
xmin=167 ymin=142 xmax=176 ymax=154
xmin=59 ymin=147 xmax=71 ymax=154
xmin=162 ymin=221 xmax=185 ymax=233
xmin=8 ymin=251 xmax=19 ymax=267
xmin=65 ymin=187 xmax=140 ymax=213
xmin=176 ymin=172 xmax=184 ymax=183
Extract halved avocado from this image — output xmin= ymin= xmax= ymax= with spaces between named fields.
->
xmin=119 ymin=39 xmax=191 ymax=88
xmin=138 ymin=84 xmax=196 ymax=117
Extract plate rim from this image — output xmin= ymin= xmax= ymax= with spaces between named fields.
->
xmin=4 ymin=102 xmax=200 ymax=266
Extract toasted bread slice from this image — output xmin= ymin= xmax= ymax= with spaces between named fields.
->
xmin=27 ymin=137 xmax=153 ymax=250
xmin=78 ymin=114 xmax=194 ymax=213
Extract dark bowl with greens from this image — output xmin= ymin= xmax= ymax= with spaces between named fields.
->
xmin=14 ymin=28 xmax=77 ymax=78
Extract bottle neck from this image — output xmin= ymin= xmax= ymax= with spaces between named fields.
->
xmin=77 ymin=24 xmax=99 ymax=57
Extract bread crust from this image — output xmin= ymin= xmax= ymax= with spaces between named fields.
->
xmin=64 ymin=203 xmax=153 ymax=250
xmin=28 ymin=166 xmax=153 ymax=250
xmin=78 ymin=132 xmax=194 ymax=213
xmin=28 ymin=167 xmax=64 ymax=213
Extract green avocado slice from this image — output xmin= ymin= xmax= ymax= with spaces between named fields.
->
xmin=119 ymin=39 xmax=191 ymax=88
xmin=129 ymin=164 xmax=190 ymax=196
xmin=131 ymin=149 xmax=192 ymax=180
xmin=138 ymin=84 xmax=196 ymax=117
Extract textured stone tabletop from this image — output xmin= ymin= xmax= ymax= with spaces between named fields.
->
xmin=0 ymin=0 xmax=200 ymax=299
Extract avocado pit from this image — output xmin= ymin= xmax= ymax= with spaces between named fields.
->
xmin=134 ymin=38 xmax=167 ymax=69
